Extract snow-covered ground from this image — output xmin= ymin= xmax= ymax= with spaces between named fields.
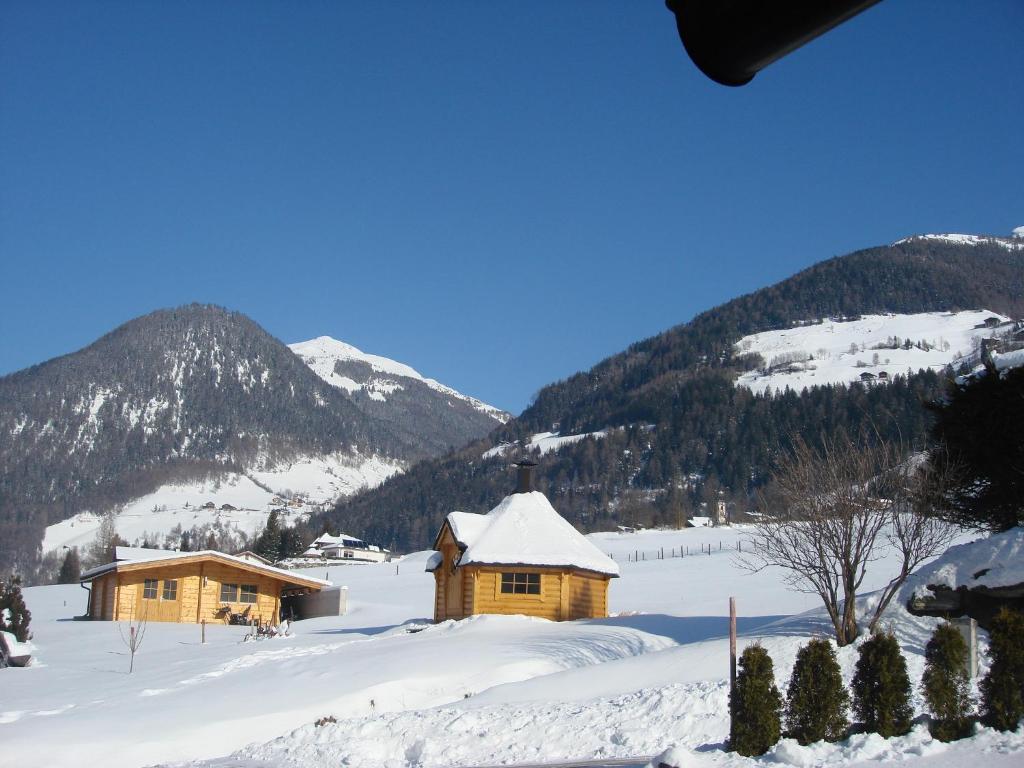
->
xmin=484 ymin=430 xmax=609 ymax=459
xmin=734 ymin=310 xmax=1010 ymax=395
xmin=42 ymin=451 xmax=403 ymax=553
xmin=6 ymin=525 xmax=1020 ymax=768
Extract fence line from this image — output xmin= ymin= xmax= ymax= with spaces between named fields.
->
xmin=610 ymin=539 xmax=757 ymax=562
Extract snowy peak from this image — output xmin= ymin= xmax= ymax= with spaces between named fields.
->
xmin=893 ymin=232 xmax=1024 ymax=251
xmin=290 ymin=336 xmax=509 ymax=422
xmin=291 ymin=336 xmax=427 ymax=383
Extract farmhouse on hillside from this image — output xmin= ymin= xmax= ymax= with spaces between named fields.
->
xmin=80 ymin=547 xmax=329 ymax=624
xmin=302 ymin=532 xmax=391 ymax=563
xmin=426 ymin=462 xmax=619 ymax=622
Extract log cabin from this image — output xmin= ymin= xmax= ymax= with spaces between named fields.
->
xmin=79 ymin=547 xmax=329 ymax=624
xmin=426 ymin=462 xmax=619 ymax=622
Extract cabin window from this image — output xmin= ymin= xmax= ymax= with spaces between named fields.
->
xmin=501 ymin=572 xmax=541 ymax=595
xmin=239 ymin=584 xmax=258 ymax=603
xmin=220 ymin=583 xmax=238 ymax=602
xmin=143 ymin=578 xmax=158 ymax=599
xmin=162 ymin=579 xmax=178 ymax=601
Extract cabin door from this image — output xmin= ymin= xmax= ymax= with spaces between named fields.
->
xmin=154 ymin=577 xmax=182 ymax=622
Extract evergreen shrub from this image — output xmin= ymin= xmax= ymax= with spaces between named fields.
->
xmin=851 ymin=631 xmax=912 ymax=737
xmin=980 ymin=608 xmax=1024 ymax=731
xmin=0 ymin=575 xmax=32 ymax=642
xmin=785 ymin=637 xmax=850 ymax=744
xmin=730 ymin=644 xmax=782 ymax=756
xmin=921 ymin=622 xmax=973 ymax=741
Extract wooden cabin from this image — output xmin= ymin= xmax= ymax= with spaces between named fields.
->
xmin=426 ymin=464 xmax=619 ymax=622
xmin=80 ymin=548 xmax=328 ymax=624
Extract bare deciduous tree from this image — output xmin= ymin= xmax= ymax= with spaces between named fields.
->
xmin=118 ymin=606 xmax=148 ymax=674
xmin=743 ymin=433 xmax=955 ymax=646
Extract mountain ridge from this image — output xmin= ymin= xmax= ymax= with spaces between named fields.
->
xmin=321 ymin=235 xmax=1024 ymax=553
xmin=0 ymin=304 xmax=503 ymax=572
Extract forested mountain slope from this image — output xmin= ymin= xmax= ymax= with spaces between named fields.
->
xmin=0 ymin=305 xmax=503 ymax=571
xmin=322 ymin=236 xmax=1024 ymax=551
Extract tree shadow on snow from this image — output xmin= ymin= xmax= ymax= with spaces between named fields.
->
xmin=584 ymin=614 xmax=791 ymax=644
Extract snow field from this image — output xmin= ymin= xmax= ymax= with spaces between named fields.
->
xmin=5 ymin=526 xmax=1021 ymax=768
xmin=41 ymin=451 xmax=404 ymax=554
xmin=733 ymin=310 xmax=1009 ymax=395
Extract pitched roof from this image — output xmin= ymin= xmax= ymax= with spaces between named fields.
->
xmin=431 ymin=491 xmax=619 ymax=577
xmin=80 ymin=549 xmax=330 ymax=590
xmin=312 ymin=533 xmax=364 ymax=546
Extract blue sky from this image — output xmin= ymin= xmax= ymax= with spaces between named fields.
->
xmin=2 ymin=1 xmax=1022 ymax=414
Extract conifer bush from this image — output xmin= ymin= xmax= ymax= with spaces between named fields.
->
xmin=851 ymin=631 xmax=912 ymax=737
xmin=785 ymin=637 xmax=850 ymax=744
xmin=0 ymin=575 xmax=32 ymax=642
xmin=730 ymin=644 xmax=782 ymax=756
xmin=921 ymin=622 xmax=973 ymax=741
xmin=980 ymin=608 xmax=1024 ymax=731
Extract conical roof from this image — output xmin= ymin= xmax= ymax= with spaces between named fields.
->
xmin=444 ymin=491 xmax=619 ymax=577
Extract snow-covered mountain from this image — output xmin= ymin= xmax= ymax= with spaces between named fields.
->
xmin=325 ymin=233 xmax=1024 ymax=555
xmin=734 ymin=309 xmax=1014 ymax=394
xmin=893 ymin=232 xmax=1024 ymax=251
xmin=290 ymin=336 xmax=508 ymax=422
xmin=0 ymin=305 xmax=505 ymax=569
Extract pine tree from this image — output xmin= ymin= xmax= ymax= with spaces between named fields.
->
xmin=852 ymin=631 xmax=913 ymax=737
xmin=278 ymin=528 xmax=306 ymax=560
xmin=927 ymin=365 xmax=1024 ymax=531
xmin=980 ymin=608 xmax=1024 ymax=731
xmin=785 ymin=637 xmax=850 ymax=744
xmin=254 ymin=510 xmax=282 ymax=562
xmin=730 ymin=644 xmax=782 ymax=756
xmin=57 ymin=548 xmax=81 ymax=584
xmin=0 ymin=575 xmax=32 ymax=642
xmin=922 ymin=622 xmax=973 ymax=741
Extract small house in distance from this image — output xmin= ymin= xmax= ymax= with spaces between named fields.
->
xmin=302 ymin=533 xmax=391 ymax=563
xmin=426 ymin=462 xmax=619 ymax=622
xmin=80 ymin=547 xmax=329 ymax=624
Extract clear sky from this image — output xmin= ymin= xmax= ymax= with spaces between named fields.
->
xmin=2 ymin=1 xmax=1022 ymax=415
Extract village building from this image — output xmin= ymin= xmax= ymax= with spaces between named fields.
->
xmin=426 ymin=462 xmax=619 ymax=622
xmin=79 ymin=547 xmax=329 ymax=624
xmin=235 ymin=550 xmax=273 ymax=566
xmin=302 ymin=533 xmax=391 ymax=563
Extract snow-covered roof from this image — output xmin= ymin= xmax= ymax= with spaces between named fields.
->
xmin=438 ymin=492 xmax=619 ymax=577
xmin=445 ymin=511 xmax=493 ymax=549
xmin=424 ymin=551 xmax=443 ymax=572
xmin=81 ymin=549 xmax=331 ymax=588
xmin=114 ymin=545 xmax=178 ymax=562
xmin=992 ymin=348 xmax=1024 ymax=374
xmin=313 ymin=533 xmax=364 ymax=546
xmin=903 ymin=527 xmax=1024 ymax=602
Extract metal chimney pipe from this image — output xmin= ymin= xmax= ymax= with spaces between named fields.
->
xmin=515 ymin=460 xmax=538 ymax=494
